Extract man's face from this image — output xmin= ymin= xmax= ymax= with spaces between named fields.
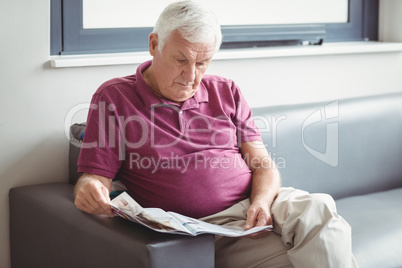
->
xmin=147 ymin=30 xmax=215 ymax=103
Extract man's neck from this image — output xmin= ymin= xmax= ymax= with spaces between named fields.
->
xmin=142 ymin=66 xmax=158 ymax=95
xmin=142 ymin=66 xmax=184 ymax=107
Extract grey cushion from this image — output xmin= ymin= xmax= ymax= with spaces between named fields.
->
xmin=336 ymin=188 xmax=402 ymax=268
xmin=69 ymin=123 xmax=86 ymax=184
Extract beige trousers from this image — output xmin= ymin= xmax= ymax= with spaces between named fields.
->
xmin=200 ymin=187 xmax=358 ymax=268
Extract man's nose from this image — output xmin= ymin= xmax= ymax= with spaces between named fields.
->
xmin=181 ymin=64 xmax=196 ymax=83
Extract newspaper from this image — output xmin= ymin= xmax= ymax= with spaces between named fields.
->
xmin=110 ymin=191 xmax=272 ymax=237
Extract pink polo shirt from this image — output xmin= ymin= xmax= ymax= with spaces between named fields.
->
xmin=78 ymin=60 xmax=262 ymax=218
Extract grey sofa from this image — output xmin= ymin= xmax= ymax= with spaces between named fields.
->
xmin=9 ymin=93 xmax=402 ymax=268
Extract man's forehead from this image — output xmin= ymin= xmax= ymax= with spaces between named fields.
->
xmin=165 ymin=31 xmax=215 ymax=57
xmin=176 ymin=50 xmax=213 ymax=62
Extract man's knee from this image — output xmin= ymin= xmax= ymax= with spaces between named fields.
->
xmin=304 ymin=193 xmax=352 ymax=234
xmin=280 ymin=192 xmax=343 ymax=230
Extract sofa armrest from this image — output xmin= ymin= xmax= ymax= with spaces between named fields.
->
xmin=9 ymin=183 xmax=214 ymax=268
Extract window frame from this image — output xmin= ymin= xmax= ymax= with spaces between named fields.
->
xmin=50 ymin=0 xmax=378 ymax=55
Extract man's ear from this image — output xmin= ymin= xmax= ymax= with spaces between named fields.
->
xmin=148 ymin=33 xmax=159 ymax=56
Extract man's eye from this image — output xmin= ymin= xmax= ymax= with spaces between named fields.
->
xmin=177 ymin=59 xmax=186 ymax=63
xmin=196 ymin=62 xmax=206 ymax=68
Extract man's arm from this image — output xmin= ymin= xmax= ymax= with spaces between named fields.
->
xmin=240 ymin=141 xmax=281 ymax=238
xmin=74 ymin=173 xmax=115 ymax=217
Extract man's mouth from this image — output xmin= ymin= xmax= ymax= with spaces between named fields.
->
xmin=176 ymin=82 xmax=195 ymax=88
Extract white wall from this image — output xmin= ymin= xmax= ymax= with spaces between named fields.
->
xmin=1 ymin=1 xmax=401 ymax=267
xmin=379 ymin=0 xmax=402 ymax=42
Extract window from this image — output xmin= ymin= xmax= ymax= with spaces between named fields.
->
xmin=50 ymin=0 xmax=378 ymax=55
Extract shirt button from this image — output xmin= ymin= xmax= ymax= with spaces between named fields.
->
xmin=179 ymin=110 xmax=183 ymax=114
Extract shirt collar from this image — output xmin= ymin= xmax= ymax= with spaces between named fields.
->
xmin=136 ymin=60 xmax=162 ymax=109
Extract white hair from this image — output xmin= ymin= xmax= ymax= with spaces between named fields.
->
xmin=152 ymin=1 xmax=222 ymax=53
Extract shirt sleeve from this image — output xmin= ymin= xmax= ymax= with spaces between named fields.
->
xmin=230 ymin=81 xmax=263 ymax=144
xmin=77 ymin=93 xmax=123 ymax=179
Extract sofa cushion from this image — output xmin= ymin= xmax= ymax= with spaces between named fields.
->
xmin=336 ymin=188 xmax=402 ymax=268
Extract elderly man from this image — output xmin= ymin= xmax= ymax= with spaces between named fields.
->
xmin=74 ymin=1 xmax=357 ymax=267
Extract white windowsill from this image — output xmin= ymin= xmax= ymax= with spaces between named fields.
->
xmin=49 ymin=41 xmax=402 ymax=68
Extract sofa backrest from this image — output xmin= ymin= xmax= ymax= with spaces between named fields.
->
xmin=253 ymin=93 xmax=402 ymax=199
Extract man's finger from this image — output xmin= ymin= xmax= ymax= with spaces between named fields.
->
xmin=87 ymin=188 xmax=104 ymax=209
xmin=255 ymin=213 xmax=269 ymax=227
xmin=82 ymin=193 xmax=101 ymax=214
xmin=91 ymin=184 xmax=109 ymax=206
xmin=244 ymin=206 xmax=258 ymax=230
xmin=101 ymin=186 xmax=115 ymax=217
xmin=76 ymin=196 xmax=101 ymax=214
xmin=90 ymin=184 xmax=113 ymax=214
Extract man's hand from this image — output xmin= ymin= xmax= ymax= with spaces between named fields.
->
xmin=74 ymin=173 xmax=115 ymax=217
xmin=244 ymin=199 xmax=273 ymax=239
